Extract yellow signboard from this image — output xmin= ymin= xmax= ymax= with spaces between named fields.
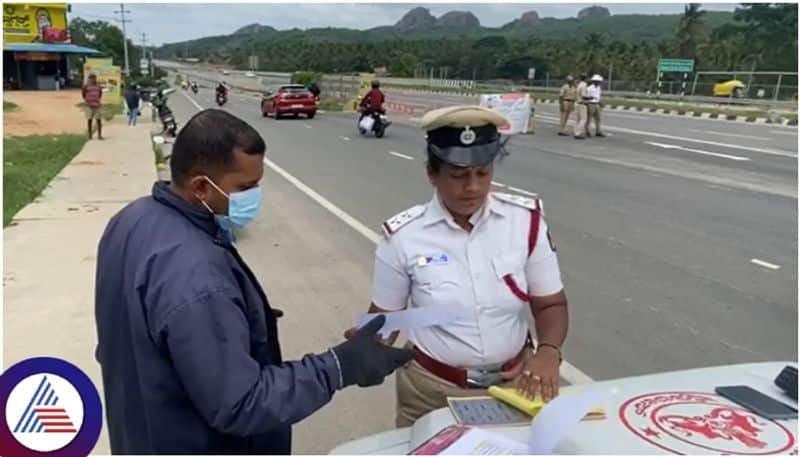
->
xmin=3 ymin=3 xmax=69 ymax=44
xmin=349 ymin=73 xmax=375 ymax=111
xmin=84 ymin=58 xmax=122 ymax=105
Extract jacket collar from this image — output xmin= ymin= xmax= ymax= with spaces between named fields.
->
xmin=151 ymin=181 xmax=230 ymax=244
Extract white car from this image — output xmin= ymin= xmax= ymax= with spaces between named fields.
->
xmin=222 ymin=70 xmax=230 ymax=75
xmin=245 ymin=72 xmax=256 ymax=78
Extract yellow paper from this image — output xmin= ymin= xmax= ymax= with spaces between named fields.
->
xmin=488 ymin=386 xmax=606 ymax=418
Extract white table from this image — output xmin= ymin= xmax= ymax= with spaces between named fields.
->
xmin=331 ymin=362 xmax=798 ymax=455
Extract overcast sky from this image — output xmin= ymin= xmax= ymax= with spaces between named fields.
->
xmin=69 ymin=2 xmax=737 ymax=46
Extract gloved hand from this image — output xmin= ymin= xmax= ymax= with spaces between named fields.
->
xmin=331 ymin=315 xmax=413 ymax=388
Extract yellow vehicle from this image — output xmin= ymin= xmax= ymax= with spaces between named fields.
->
xmin=713 ymin=79 xmax=746 ymax=97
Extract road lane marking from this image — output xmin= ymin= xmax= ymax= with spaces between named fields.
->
xmin=645 ymin=141 xmax=751 ymax=161
xmin=389 ymin=151 xmax=414 ymax=160
xmin=254 ymin=157 xmax=596 ymax=385
xmin=491 ymin=181 xmax=507 ymax=188
xmin=689 ymin=129 xmax=769 ymax=141
xmin=181 ymin=91 xmax=204 ymax=111
xmin=304 ymin=124 xmax=313 ymax=129
xmin=340 ymin=136 xmax=350 ymax=141
xmin=537 ymin=114 xmax=797 ymax=158
xmin=751 ymin=258 xmax=781 ymax=270
xmin=771 ymin=130 xmax=797 ymax=136
xmin=508 ymin=186 xmax=539 ymax=197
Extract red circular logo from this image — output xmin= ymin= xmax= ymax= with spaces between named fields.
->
xmin=619 ymin=391 xmax=796 ymax=455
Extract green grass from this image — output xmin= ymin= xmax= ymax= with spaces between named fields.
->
xmin=318 ymin=97 xmax=346 ymax=111
xmin=3 ymin=134 xmax=88 ymax=226
xmin=4 ymin=100 xmax=18 ymax=111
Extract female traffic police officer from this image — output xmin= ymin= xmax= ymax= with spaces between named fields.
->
xmin=363 ymin=105 xmax=569 ymax=427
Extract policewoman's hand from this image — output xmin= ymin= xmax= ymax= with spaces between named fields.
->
xmin=514 ymin=347 xmax=561 ymax=402
xmin=332 ymin=315 xmax=413 ymax=388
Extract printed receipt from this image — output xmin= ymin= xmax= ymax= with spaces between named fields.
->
xmin=355 ymin=306 xmax=462 ymax=337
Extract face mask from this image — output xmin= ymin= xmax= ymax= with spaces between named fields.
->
xmin=199 ymin=177 xmax=263 ymax=229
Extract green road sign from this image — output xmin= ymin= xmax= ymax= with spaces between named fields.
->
xmin=658 ymin=59 xmax=695 ymax=73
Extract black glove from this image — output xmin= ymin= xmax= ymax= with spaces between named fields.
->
xmin=332 ymin=315 xmax=413 ymax=388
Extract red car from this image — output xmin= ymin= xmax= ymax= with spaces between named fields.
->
xmin=261 ymin=84 xmax=318 ymax=119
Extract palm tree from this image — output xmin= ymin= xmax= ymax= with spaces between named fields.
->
xmin=675 ymin=3 xmax=707 ymax=59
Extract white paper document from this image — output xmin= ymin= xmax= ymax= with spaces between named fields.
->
xmin=355 ymin=306 xmax=461 ymax=337
xmin=527 ymin=388 xmax=610 ymax=454
xmin=439 ymin=428 xmax=529 ymax=455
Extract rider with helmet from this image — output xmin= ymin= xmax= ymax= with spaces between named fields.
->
xmin=359 ymin=80 xmax=386 ymax=120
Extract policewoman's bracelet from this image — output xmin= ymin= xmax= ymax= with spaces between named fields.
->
xmin=536 ymin=342 xmax=563 ymax=363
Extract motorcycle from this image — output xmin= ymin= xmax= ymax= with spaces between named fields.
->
xmin=357 ymin=110 xmax=391 ymax=138
xmin=216 ymin=91 xmax=227 ymax=106
xmin=151 ymin=87 xmax=178 ymax=137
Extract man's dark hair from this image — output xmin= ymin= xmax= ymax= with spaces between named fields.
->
xmin=170 ymin=109 xmax=265 ymax=186
xmin=579 ymin=73 xmax=587 ymax=80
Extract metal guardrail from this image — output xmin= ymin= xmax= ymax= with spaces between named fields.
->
xmin=161 ymin=61 xmax=798 ymax=110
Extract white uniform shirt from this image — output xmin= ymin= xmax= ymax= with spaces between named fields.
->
xmin=586 ymin=84 xmax=602 ymax=104
xmin=371 ymin=192 xmax=564 ymax=368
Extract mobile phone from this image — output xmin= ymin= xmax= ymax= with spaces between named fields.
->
xmin=715 ymin=385 xmax=798 ymax=420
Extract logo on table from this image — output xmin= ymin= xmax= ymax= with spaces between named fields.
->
xmin=1 ymin=357 xmax=102 ymax=457
xmin=619 ymin=391 xmax=796 ymax=455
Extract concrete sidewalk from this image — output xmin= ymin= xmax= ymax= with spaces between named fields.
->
xmin=3 ymin=114 xmax=156 ymax=454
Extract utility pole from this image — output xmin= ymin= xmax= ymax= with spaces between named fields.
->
xmin=114 ymin=4 xmax=131 ymax=76
xmin=140 ymin=32 xmax=152 ymax=76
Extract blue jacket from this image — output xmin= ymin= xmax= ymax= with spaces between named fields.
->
xmin=94 ymin=181 xmax=340 ymax=454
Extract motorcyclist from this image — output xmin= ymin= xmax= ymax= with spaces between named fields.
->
xmin=359 ymin=80 xmax=385 ymax=121
xmin=216 ymin=82 xmax=228 ymax=99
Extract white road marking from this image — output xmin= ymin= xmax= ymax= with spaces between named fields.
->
xmin=608 ymin=112 xmax=651 ymax=120
xmin=340 ymin=136 xmax=350 ymax=141
xmin=258 ymin=157 xmax=594 ymax=385
xmin=751 ymin=258 xmax=781 ymax=270
xmin=771 ymin=130 xmax=798 ymax=136
xmin=304 ymin=124 xmax=313 ymax=129
xmin=689 ymin=129 xmax=770 ymax=141
xmin=645 ymin=141 xmax=751 ymax=161
xmin=389 ymin=151 xmax=414 ymax=160
xmin=537 ymin=114 xmax=797 ymax=158
xmin=508 ymin=186 xmax=539 ymax=197
xmin=491 ymin=181 xmax=507 ymax=188
xmin=181 ymin=91 xmax=204 ymax=111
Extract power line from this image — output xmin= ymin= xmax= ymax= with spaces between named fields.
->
xmin=113 ymin=4 xmax=131 ymax=76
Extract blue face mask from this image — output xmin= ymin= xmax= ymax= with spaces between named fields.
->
xmin=200 ymin=177 xmax=263 ymax=230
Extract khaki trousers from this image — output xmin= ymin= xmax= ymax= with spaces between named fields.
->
xmin=574 ymin=103 xmax=588 ymax=136
xmin=587 ymin=103 xmax=601 ymax=134
xmin=559 ymin=101 xmax=575 ymax=133
xmin=395 ymin=359 xmax=523 ymax=427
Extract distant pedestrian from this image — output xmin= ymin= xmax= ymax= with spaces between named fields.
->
xmin=586 ymin=74 xmax=605 ymax=137
xmin=124 ymin=84 xmax=142 ymax=127
xmin=82 ymin=74 xmax=103 ymax=140
xmin=558 ymin=75 xmax=577 ymax=136
xmin=574 ymin=74 xmax=589 ymax=140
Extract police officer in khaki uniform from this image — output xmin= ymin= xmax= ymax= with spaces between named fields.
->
xmin=347 ymin=106 xmax=570 ymax=427
xmin=558 ymin=75 xmax=577 ymax=136
xmin=574 ymin=73 xmax=590 ymax=140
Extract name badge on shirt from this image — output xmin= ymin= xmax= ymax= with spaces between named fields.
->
xmin=417 ymin=254 xmax=448 ymax=267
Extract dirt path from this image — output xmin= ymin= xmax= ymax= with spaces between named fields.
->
xmin=4 ymin=90 xmax=94 ymax=137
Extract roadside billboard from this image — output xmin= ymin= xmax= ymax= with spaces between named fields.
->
xmin=3 ymin=3 xmax=70 ymax=44
xmin=480 ymin=93 xmax=532 ymax=134
xmin=84 ymin=58 xmax=122 ymax=104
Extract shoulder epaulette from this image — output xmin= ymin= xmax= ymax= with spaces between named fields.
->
xmin=493 ymin=192 xmax=544 ymax=214
xmin=382 ymin=205 xmax=425 ymax=237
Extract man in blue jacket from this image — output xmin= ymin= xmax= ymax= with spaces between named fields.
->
xmin=94 ymin=109 xmax=412 ymax=454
